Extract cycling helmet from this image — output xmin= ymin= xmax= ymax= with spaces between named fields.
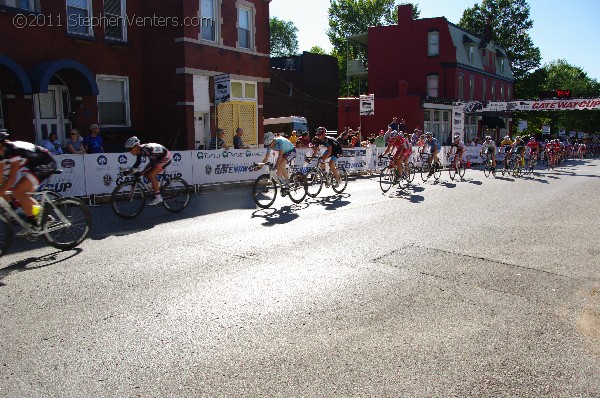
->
xmin=453 ymin=135 xmax=460 ymax=141
xmin=0 ymin=130 xmax=9 ymax=142
xmin=124 ymin=136 xmax=140 ymax=149
xmin=315 ymin=126 xmax=327 ymax=136
xmin=390 ymin=131 xmax=399 ymax=139
xmin=425 ymin=132 xmax=433 ymax=137
xmin=263 ymin=132 xmax=275 ymax=146
xmin=529 ymin=137 xmax=536 ymax=141
xmin=485 ymin=136 xmax=492 ymax=140
xmin=504 ymin=135 xmax=510 ymax=140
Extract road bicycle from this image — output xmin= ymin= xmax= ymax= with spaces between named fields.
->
xmin=447 ymin=153 xmax=466 ymax=181
xmin=502 ymin=153 xmax=515 ymax=176
xmin=524 ymin=152 xmax=538 ymax=175
xmin=111 ymin=168 xmax=191 ymax=219
xmin=419 ymin=151 xmax=442 ymax=182
xmin=512 ymin=154 xmax=525 ymax=178
xmin=251 ymin=162 xmax=307 ymax=208
xmin=378 ymin=155 xmax=412 ymax=192
xmin=482 ymin=153 xmax=496 ymax=178
xmin=0 ymin=189 xmax=92 ymax=257
xmin=303 ymin=157 xmax=348 ymax=197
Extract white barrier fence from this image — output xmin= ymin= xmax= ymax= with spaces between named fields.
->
xmin=34 ymin=146 xmax=498 ymax=197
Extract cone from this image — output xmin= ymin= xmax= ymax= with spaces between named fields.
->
xmin=466 ymin=159 xmax=471 ymax=168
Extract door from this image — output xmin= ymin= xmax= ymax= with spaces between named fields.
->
xmin=194 ymin=112 xmax=209 ymax=149
xmin=33 ymin=85 xmax=71 ymax=145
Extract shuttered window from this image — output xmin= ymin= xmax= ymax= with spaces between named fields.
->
xmin=104 ymin=0 xmax=126 ymax=41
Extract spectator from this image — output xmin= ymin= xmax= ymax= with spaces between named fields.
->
xmin=338 ymin=130 xmax=351 ymax=148
xmin=351 ymin=133 xmax=361 ymax=147
xmin=233 ymin=127 xmax=249 ymax=149
xmin=374 ymin=130 xmax=385 ymax=147
xmin=208 ymin=128 xmax=229 ymax=150
xmin=411 ymin=129 xmax=420 ymax=145
xmin=384 ymin=126 xmax=393 ymax=146
xmin=41 ymin=132 xmax=63 ymax=155
xmin=417 ymin=134 xmax=426 ymax=147
xmin=289 ymin=130 xmax=299 ymax=146
xmin=389 ymin=117 xmax=399 ymax=132
xmin=298 ymin=132 xmax=311 ymax=148
xmin=398 ymin=118 xmax=407 ymax=132
xmin=83 ymin=124 xmax=104 ymax=154
xmin=66 ymin=129 xmax=86 ymax=154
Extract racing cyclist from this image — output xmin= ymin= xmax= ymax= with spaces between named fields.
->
xmin=500 ymin=135 xmax=514 ymax=170
xmin=526 ymin=137 xmax=540 ymax=163
xmin=509 ymin=136 xmax=526 ymax=167
xmin=311 ymin=127 xmax=343 ymax=187
xmin=258 ymin=131 xmax=296 ymax=194
xmin=424 ymin=132 xmax=440 ymax=176
xmin=479 ymin=136 xmax=497 ymax=170
xmin=0 ymin=130 xmax=58 ymax=228
xmin=448 ymin=134 xmax=466 ymax=166
xmin=379 ymin=130 xmax=412 ymax=179
xmin=124 ymin=136 xmax=172 ymax=206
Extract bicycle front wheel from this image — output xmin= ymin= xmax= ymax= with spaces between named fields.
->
xmin=433 ymin=162 xmax=442 ymax=181
xmin=252 ymin=174 xmax=277 ymax=208
xmin=288 ymin=172 xmax=307 ymax=204
xmin=379 ymin=167 xmax=394 ymax=193
xmin=111 ymin=181 xmax=146 ymax=219
xmin=332 ymin=168 xmax=348 ymax=194
xmin=161 ymin=178 xmax=191 ymax=213
xmin=306 ymin=168 xmax=323 ymax=198
xmin=448 ymin=163 xmax=457 ymax=180
xmin=484 ymin=163 xmax=491 ymax=178
xmin=406 ymin=162 xmax=415 ymax=183
xmin=421 ymin=164 xmax=431 ymax=182
xmin=458 ymin=160 xmax=466 ymax=179
xmin=0 ymin=215 xmax=14 ymax=257
xmin=43 ymin=198 xmax=92 ymax=250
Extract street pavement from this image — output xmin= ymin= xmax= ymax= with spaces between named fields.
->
xmin=1 ymin=159 xmax=599 ymax=397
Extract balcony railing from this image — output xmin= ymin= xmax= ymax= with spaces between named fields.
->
xmin=347 ymin=59 xmax=368 ymax=78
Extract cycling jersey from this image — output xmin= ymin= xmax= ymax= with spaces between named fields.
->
xmin=266 ymin=137 xmax=295 ymax=154
xmin=451 ymin=141 xmax=465 ymax=152
xmin=500 ymin=139 xmax=513 ymax=151
xmin=526 ymin=141 xmax=540 ymax=151
xmin=132 ymin=143 xmax=171 ymax=169
xmin=512 ymin=142 xmax=525 ymax=153
xmin=315 ymin=136 xmax=343 ymax=157
xmin=425 ymin=138 xmax=440 ymax=152
xmin=481 ymin=140 xmax=496 ymax=153
xmin=1 ymin=141 xmax=57 ymax=186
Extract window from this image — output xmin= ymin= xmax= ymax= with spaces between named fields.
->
xmin=104 ymin=0 xmax=126 ymax=41
xmin=67 ymin=0 xmax=93 ymax=36
xmin=97 ymin=76 xmax=130 ymax=126
xmin=428 ymin=31 xmax=439 ymax=56
xmin=465 ymin=116 xmax=478 ymax=143
xmin=482 ymin=49 xmax=488 ymax=67
xmin=500 ymin=84 xmax=504 ymax=100
xmin=423 ymin=110 xmax=449 ymax=142
xmin=238 ymin=5 xmax=252 ymax=49
xmin=427 ymin=75 xmax=439 ymax=98
xmin=200 ymin=0 xmax=217 ymax=41
xmin=467 ymin=45 xmax=475 ymax=63
xmin=482 ymin=78 xmax=487 ymax=101
xmin=499 ymin=58 xmax=505 ymax=73
xmin=458 ymin=73 xmax=464 ymax=101
xmin=231 ymin=80 xmax=257 ymax=101
xmin=507 ymin=86 xmax=511 ymax=100
xmin=469 ymin=75 xmax=474 ymax=100
xmin=0 ymin=0 xmax=40 ymax=11
xmin=491 ymin=81 xmax=496 ymax=100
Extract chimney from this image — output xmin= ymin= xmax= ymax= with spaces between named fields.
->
xmin=484 ymin=18 xmax=492 ymax=42
xmin=397 ymin=4 xmax=413 ymax=24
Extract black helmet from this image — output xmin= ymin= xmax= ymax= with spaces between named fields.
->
xmin=316 ymin=126 xmax=327 ymax=135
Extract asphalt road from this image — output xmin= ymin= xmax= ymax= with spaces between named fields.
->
xmin=1 ymin=159 xmax=599 ymax=397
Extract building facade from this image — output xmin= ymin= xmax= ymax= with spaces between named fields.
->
xmin=0 ymin=0 xmax=270 ymax=151
xmin=339 ymin=4 xmax=514 ymax=144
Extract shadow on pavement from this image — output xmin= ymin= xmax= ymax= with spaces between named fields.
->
xmin=0 ymin=249 xmax=82 ymax=283
xmin=251 ymin=205 xmax=302 ymax=226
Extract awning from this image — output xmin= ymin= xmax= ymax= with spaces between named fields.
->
xmin=29 ymin=59 xmax=99 ymax=95
xmin=482 ymin=116 xmax=505 ymax=128
xmin=0 ymin=54 xmax=32 ymax=94
xmin=462 ymin=34 xmax=476 ymax=45
xmin=496 ymin=49 xmax=507 ymax=58
xmin=347 ymin=32 xmax=368 ymax=46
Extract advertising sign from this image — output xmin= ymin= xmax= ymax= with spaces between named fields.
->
xmin=360 ymin=94 xmax=374 ymax=115
xmin=214 ymin=74 xmax=231 ymax=105
xmin=518 ymin=120 xmax=527 ymax=132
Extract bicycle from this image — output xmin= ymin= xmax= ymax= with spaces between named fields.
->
xmin=447 ymin=153 xmax=466 ymax=181
xmin=512 ymin=154 xmax=524 ymax=178
xmin=251 ymin=162 xmax=307 ymax=208
xmin=378 ymin=155 xmax=412 ymax=193
xmin=419 ymin=151 xmax=441 ymax=182
xmin=525 ymin=153 xmax=538 ymax=175
xmin=303 ymin=156 xmax=348 ymax=197
xmin=482 ymin=153 xmax=496 ymax=178
xmin=502 ymin=153 xmax=516 ymax=176
xmin=111 ymin=168 xmax=191 ymax=219
xmin=0 ymin=188 xmax=92 ymax=256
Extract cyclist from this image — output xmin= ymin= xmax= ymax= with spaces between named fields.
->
xmin=0 ymin=130 xmax=57 ymax=228
xmin=526 ymin=137 xmax=540 ymax=163
xmin=124 ymin=136 xmax=172 ymax=206
xmin=258 ymin=131 xmax=296 ymax=193
xmin=479 ymin=136 xmax=497 ymax=170
xmin=509 ymin=136 xmax=526 ymax=167
xmin=424 ymin=132 xmax=440 ymax=175
xmin=500 ymin=135 xmax=514 ymax=170
xmin=448 ymin=134 xmax=466 ymax=166
xmin=311 ymin=126 xmax=343 ymax=186
xmin=379 ymin=130 xmax=411 ymax=178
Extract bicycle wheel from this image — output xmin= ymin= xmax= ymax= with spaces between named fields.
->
xmin=484 ymin=163 xmax=491 ymax=178
xmin=457 ymin=160 xmax=466 ymax=179
xmin=42 ymin=198 xmax=92 ymax=250
xmin=433 ymin=162 xmax=442 ymax=181
xmin=407 ymin=162 xmax=415 ymax=183
xmin=161 ymin=178 xmax=191 ymax=213
xmin=379 ymin=167 xmax=394 ymax=193
xmin=111 ymin=181 xmax=146 ymax=219
xmin=0 ymin=215 xmax=14 ymax=257
xmin=332 ymin=168 xmax=348 ymax=194
xmin=305 ymin=168 xmax=323 ymax=198
xmin=448 ymin=163 xmax=457 ymax=180
xmin=33 ymin=190 xmax=61 ymax=202
xmin=252 ymin=174 xmax=277 ymax=208
xmin=288 ymin=172 xmax=307 ymax=204
xmin=421 ymin=164 xmax=431 ymax=182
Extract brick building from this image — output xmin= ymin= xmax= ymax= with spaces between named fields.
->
xmin=265 ymin=52 xmax=339 ymax=133
xmin=339 ymin=4 xmax=514 ymax=144
xmin=0 ymin=0 xmax=270 ymax=151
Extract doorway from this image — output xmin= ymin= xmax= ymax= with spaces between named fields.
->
xmin=33 ymin=85 xmax=71 ymax=145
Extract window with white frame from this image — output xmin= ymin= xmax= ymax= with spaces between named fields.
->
xmin=67 ymin=0 xmax=93 ymax=35
xmin=469 ymin=75 xmax=474 ymax=100
xmin=423 ymin=109 xmax=450 ymax=142
xmin=458 ymin=73 xmax=464 ymax=101
xmin=104 ymin=0 xmax=126 ymax=41
xmin=238 ymin=5 xmax=252 ymax=50
xmin=491 ymin=81 xmax=496 ymax=100
xmin=428 ymin=31 xmax=439 ymax=56
xmin=0 ymin=0 xmax=40 ymax=11
xmin=507 ymin=86 xmax=511 ymax=100
xmin=500 ymin=84 xmax=504 ymax=100
xmin=482 ymin=78 xmax=487 ymax=101
xmin=427 ymin=75 xmax=439 ymax=98
xmin=467 ymin=45 xmax=475 ymax=63
xmin=231 ymin=80 xmax=256 ymax=101
xmin=97 ymin=76 xmax=130 ymax=126
xmin=465 ymin=116 xmax=478 ymax=143
xmin=499 ymin=57 xmax=505 ymax=73
xmin=200 ymin=0 xmax=217 ymax=42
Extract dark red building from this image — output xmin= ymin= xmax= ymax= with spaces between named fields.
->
xmin=0 ymin=0 xmax=271 ymax=151
xmin=339 ymin=4 xmax=514 ymax=144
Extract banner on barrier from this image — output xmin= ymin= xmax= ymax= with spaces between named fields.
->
xmin=38 ymin=154 xmax=86 ymax=196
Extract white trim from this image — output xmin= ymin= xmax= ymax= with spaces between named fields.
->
xmin=428 ymin=31 xmax=439 ymax=56
xmin=175 ymin=67 xmax=270 ymax=83
xmin=96 ymin=75 xmax=131 ymax=127
xmin=66 ymin=0 xmax=94 ymax=37
xmin=422 ymin=103 xmax=452 ymax=110
xmin=174 ymin=36 xmax=269 ymax=57
xmin=104 ymin=0 xmax=127 ymax=42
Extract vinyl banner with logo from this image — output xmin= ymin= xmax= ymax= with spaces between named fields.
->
xmin=37 ymin=154 xmax=86 ymax=196
xmin=191 ymin=149 xmax=265 ymax=184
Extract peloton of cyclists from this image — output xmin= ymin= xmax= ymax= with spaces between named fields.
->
xmin=0 ymin=130 xmax=58 ymax=229
xmin=124 ymin=136 xmax=172 ymax=206
xmin=310 ymin=127 xmax=344 ymax=187
xmin=379 ymin=130 xmax=412 ymax=179
xmin=258 ymin=131 xmax=297 ymax=194
xmin=479 ymin=136 xmax=497 ymax=170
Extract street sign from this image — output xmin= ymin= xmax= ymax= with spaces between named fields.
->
xmin=518 ymin=120 xmax=527 ymax=132
xmin=214 ymin=74 xmax=231 ymax=105
xmin=542 ymin=125 xmax=551 ymax=134
xmin=360 ymin=94 xmax=374 ymax=115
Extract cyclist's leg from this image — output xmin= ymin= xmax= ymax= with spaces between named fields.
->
xmin=12 ymin=174 xmax=37 ymax=222
xmin=329 ymin=157 xmax=340 ymax=182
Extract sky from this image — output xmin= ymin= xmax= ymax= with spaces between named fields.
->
xmin=270 ymin=0 xmax=600 ymax=82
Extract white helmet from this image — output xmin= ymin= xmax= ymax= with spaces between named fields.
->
xmin=263 ymin=132 xmax=275 ymax=146
xmin=125 ymin=136 xmax=140 ymax=149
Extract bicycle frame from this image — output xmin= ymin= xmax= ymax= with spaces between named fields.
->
xmin=0 ymin=191 xmax=71 ymax=236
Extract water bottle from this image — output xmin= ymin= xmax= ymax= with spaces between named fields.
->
xmin=32 ymin=204 xmax=41 ymax=223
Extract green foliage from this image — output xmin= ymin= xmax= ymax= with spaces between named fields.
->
xmin=327 ymin=1 xmax=420 ymax=96
xmin=309 ymin=45 xmax=328 ymax=55
xmin=270 ymin=17 xmax=299 ymax=57
xmin=458 ymin=0 xmax=541 ymax=82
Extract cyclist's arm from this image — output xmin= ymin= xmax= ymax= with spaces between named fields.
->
xmin=274 ymin=149 xmax=285 ymax=167
xmin=320 ymin=145 xmax=332 ymax=162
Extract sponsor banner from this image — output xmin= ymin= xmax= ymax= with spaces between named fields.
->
xmin=542 ymin=125 xmax=551 ymax=134
xmin=452 ymin=103 xmax=465 ymax=139
xmin=454 ymin=98 xmax=600 ymax=113
xmin=192 ymin=149 xmax=265 ymax=184
xmin=518 ymin=120 xmax=527 ymax=132
xmin=214 ymin=74 xmax=231 ymax=105
xmin=360 ymin=94 xmax=374 ymax=115
xmin=38 ymin=154 xmax=86 ymax=196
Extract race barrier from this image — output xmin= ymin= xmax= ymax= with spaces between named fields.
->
xmin=31 ymin=146 xmax=493 ymax=198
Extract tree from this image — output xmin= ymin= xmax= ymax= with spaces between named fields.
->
xmin=327 ymin=1 xmax=420 ymax=96
xmin=309 ymin=45 xmax=328 ymax=55
xmin=270 ymin=17 xmax=299 ymax=57
xmin=458 ymin=0 xmax=541 ymax=85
